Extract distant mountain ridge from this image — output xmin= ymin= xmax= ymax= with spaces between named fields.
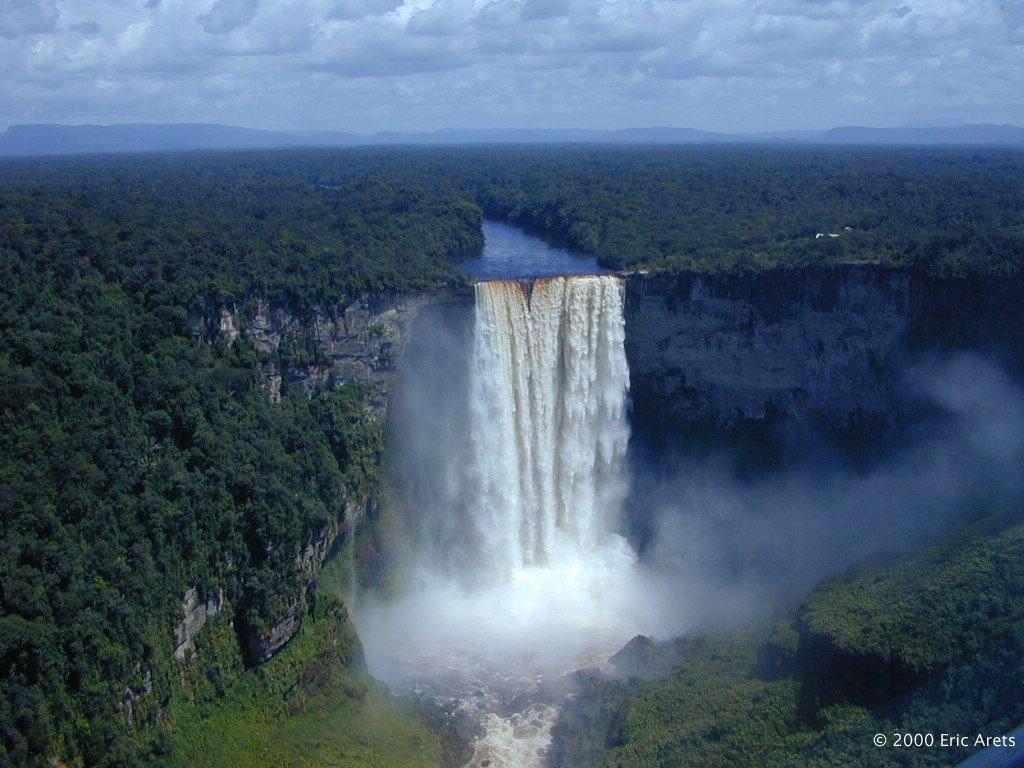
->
xmin=820 ymin=123 xmax=1024 ymax=144
xmin=2 ymin=121 xmax=1023 ymax=156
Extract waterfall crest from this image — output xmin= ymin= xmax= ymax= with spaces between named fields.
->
xmin=468 ymin=276 xmax=631 ymax=574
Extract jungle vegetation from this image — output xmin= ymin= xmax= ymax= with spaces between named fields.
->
xmin=0 ymin=152 xmax=480 ymax=767
xmin=288 ymin=144 xmax=1024 ymax=276
xmin=2 ymin=144 xmax=1023 ymax=767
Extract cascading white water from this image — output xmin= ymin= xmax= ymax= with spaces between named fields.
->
xmin=468 ymin=276 xmax=631 ymax=573
xmin=354 ymin=274 xmax=672 ymax=768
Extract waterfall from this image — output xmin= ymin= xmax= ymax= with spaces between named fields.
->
xmin=356 ymin=273 xmax=662 ymax=768
xmin=467 ymin=275 xmax=631 ymax=574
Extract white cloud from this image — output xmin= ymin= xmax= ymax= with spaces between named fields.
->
xmin=328 ymin=0 xmax=404 ymax=21
xmin=0 ymin=0 xmax=1020 ymax=131
xmin=198 ymin=0 xmax=260 ymax=34
xmin=0 ymin=0 xmax=59 ymax=38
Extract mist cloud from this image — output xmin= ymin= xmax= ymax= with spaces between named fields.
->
xmin=350 ymin=301 xmax=1024 ymax=768
xmin=639 ymin=354 xmax=1024 ymax=626
xmin=359 ymin=299 xmax=1024 ymax=695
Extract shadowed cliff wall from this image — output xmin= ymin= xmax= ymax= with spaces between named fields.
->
xmin=624 ymin=267 xmax=1024 ymax=464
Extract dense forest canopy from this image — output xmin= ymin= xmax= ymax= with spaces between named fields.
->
xmin=0 ymin=153 xmax=483 ymax=313
xmin=2 ymin=144 xmax=1024 ymax=767
xmin=195 ymin=144 xmax=1024 ymax=277
xmin=0 ymin=153 xmax=482 ymax=767
xmin=452 ymin=145 xmax=1024 ymax=275
xmin=456 ymin=145 xmax=1024 ymax=275
xmin=8 ymin=144 xmax=1022 ymax=286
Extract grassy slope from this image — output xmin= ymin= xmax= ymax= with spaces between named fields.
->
xmin=551 ymin=512 xmax=1024 ymax=768
xmin=169 ymin=553 xmax=441 ymax=768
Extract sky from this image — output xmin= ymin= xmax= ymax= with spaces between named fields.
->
xmin=0 ymin=0 xmax=1022 ymax=133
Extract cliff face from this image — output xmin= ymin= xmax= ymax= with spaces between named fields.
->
xmin=239 ymin=495 xmax=367 ymax=665
xmin=173 ymin=587 xmax=224 ymax=662
xmin=207 ymin=291 xmax=440 ymax=418
xmin=174 ymin=269 xmax=1024 ymax=665
xmin=623 ymin=266 xmax=1024 ymax=452
xmin=178 ymin=291 xmax=442 ymax=667
xmin=624 ymin=267 xmax=912 ymax=447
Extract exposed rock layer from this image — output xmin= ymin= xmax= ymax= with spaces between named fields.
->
xmin=182 ymin=292 xmax=442 ymax=665
xmin=624 ymin=267 xmax=910 ymax=438
xmin=173 ymin=586 xmax=224 ymax=661
xmin=623 ymin=267 xmax=1024 ymax=450
xmin=178 ymin=267 xmax=1024 ymax=665
xmin=204 ymin=292 xmax=442 ymax=417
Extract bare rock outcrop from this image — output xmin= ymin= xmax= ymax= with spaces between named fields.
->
xmin=624 ymin=266 xmax=912 ymax=441
xmin=200 ymin=292 xmax=442 ymax=419
xmin=172 ymin=586 xmax=224 ymax=662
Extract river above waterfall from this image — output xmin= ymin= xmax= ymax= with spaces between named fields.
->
xmin=454 ymin=220 xmax=608 ymax=279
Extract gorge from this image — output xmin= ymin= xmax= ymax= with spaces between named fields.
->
xmin=187 ymin=220 xmax=1024 ymax=766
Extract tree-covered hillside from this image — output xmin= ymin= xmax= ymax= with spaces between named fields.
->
xmin=0 ymin=153 xmax=482 ymax=767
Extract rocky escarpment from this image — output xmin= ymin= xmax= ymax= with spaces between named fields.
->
xmin=178 ymin=290 xmax=446 ymax=667
xmin=623 ymin=266 xmax=1024 ymax=455
xmin=173 ymin=587 xmax=225 ymax=661
xmin=203 ymin=291 xmax=443 ymax=418
xmin=239 ymin=496 xmax=368 ymax=664
xmin=624 ymin=266 xmax=912 ymax=450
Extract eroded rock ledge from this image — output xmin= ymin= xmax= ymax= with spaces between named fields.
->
xmin=201 ymin=291 xmax=443 ymax=418
xmin=623 ymin=266 xmax=912 ymax=443
xmin=624 ymin=266 xmax=1024 ymax=452
xmin=176 ymin=291 xmax=445 ymax=667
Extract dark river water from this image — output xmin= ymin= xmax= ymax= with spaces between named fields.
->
xmin=455 ymin=220 xmax=607 ymax=279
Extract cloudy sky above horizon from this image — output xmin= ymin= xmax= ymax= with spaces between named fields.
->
xmin=1 ymin=0 xmax=1022 ymax=133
